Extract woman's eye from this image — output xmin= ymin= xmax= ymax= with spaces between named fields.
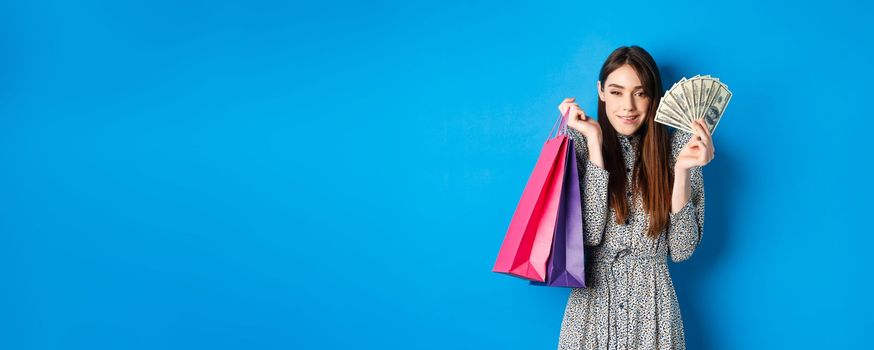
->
xmin=610 ymin=91 xmax=621 ymax=95
xmin=635 ymin=92 xmax=647 ymax=97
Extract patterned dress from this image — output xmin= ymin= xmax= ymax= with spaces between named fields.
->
xmin=557 ymin=127 xmax=705 ymax=350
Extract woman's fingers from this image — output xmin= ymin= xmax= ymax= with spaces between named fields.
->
xmin=570 ymin=105 xmax=585 ymax=120
xmin=692 ymin=120 xmax=706 ymax=139
xmin=692 ymin=121 xmax=713 ymax=153
xmin=698 ymin=119 xmax=713 ymax=145
xmin=692 ymin=119 xmax=704 ymax=135
xmin=680 ymin=128 xmax=716 ymax=167
xmin=559 ymin=98 xmax=581 ymax=115
xmin=695 ymin=119 xmax=715 ymax=159
xmin=696 ymin=119 xmax=713 ymax=144
xmin=690 ymin=140 xmax=714 ymax=165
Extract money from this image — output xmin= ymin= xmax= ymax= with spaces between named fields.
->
xmin=654 ymin=75 xmax=732 ymax=135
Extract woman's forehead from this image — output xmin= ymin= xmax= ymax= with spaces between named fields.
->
xmin=605 ymin=65 xmax=643 ymax=88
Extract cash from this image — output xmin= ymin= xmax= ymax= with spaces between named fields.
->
xmin=654 ymin=75 xmax=732 ymax=135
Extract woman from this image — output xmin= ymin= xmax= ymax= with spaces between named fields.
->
xmin=556 ymin=46 xmax=714 ymax=349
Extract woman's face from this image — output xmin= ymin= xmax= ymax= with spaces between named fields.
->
xmin=598 ymin=64 xmax=650 ymax=136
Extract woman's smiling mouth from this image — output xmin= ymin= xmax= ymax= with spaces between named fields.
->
xmin=618 ymin=115 xmax=639 ymax=124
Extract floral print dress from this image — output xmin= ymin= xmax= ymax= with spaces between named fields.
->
xmin=557 ymin=128 xmax=705 ymax=350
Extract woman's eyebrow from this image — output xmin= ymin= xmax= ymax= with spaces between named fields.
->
xmin=607 ymin=83 xmax=643 ymax=89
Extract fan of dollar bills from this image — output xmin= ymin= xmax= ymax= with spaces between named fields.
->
xmin=655 ymin=75 xmax=732 ymax=134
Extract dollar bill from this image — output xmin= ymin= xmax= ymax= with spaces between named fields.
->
xmin=659 ymin=93 xmax=693 ymax=132
xmin=654 ymin=75 xmax=731 ymax=135
xmin=699 ymin=78 xmax=715 ymax=120
xmin=702 ymin=83 xmax=732 ymax=133
xmin=691 ymin=77 xmax=702 ymax=121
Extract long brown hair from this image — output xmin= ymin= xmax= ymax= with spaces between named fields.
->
xmin=596 ymin=46 xmax=673 ymax=237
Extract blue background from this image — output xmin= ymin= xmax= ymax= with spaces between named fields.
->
xmin=2 ymin=0 xmax=872 ymax=349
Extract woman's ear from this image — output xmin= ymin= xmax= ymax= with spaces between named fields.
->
xmin=597 ymin=81 xmax=605 ymax=102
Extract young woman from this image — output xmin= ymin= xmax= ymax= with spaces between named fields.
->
xmin=555 ymin=46 xmax=714 ymax=349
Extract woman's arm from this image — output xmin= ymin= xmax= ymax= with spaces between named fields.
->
xmin=672 ymin=165 xmax=692 ymax=214
xmin=667 ymin=129 xmax=707 ymax=262
xmin=567 ymin=128 xmax=609 ymax=246
xmin=668 ymin=165 xmax=705 ymax=262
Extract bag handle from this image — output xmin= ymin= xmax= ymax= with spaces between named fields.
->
xmin=547 ymin=106 xmax=571 ymax=142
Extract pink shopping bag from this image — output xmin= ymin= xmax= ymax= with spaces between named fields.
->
xmin=493 ymin=111 xmax=571 ymax=282
xmin=530 ymin=137 xmax=587 ymax=288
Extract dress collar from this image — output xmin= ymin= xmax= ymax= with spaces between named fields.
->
xmin=617 ymin=132 xmax=641 ymax=148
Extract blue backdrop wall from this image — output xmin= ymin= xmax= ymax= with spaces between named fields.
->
xmin=2 ymin=0 xmax=872 ymax=349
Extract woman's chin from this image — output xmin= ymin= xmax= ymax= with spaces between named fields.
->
xmin=615 ymin=125 xmax=642 ymax=136
xmin=609 ymin=118 xmax=643 ymax=136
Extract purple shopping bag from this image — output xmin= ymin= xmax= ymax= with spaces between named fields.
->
xmin=530 ymin=131 xmax=587 ymax=288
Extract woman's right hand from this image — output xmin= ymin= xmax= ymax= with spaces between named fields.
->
xmin=558 ymin=97 xmax=602 ymax=144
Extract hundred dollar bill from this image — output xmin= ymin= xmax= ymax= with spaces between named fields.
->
xmin=702 ymin=83 xmax=731 ymax=133
xmin=660 ymin=93 xmax=693 ymax=130
xmin=699 ymin=78 xmax=715 ymax=120
xmin=654 ymin=75 xmax=731 ymax=135
xmin=691 ymin=77 xmax=702 ymax=121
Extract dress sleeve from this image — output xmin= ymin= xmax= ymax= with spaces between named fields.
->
xmin=566 ymin=128 xmax=610 ymax=246
xmin=667 ymin=130 xmax=705 ymax=262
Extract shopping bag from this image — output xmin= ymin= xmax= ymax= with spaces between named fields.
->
xmin=530 ymin=137 xmax=587 ymax=288
xmin=492 ymin=111 xmax=570 ymax=282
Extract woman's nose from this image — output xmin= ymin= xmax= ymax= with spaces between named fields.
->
xmin=622 ymin=95 xmax=635 ymax=111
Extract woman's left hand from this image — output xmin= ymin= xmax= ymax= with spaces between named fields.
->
xmin=676 ymin=119 xmax=715 ymax=172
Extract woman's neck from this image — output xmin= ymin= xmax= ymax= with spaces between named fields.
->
xmin=617 ymin=132 xmax=641 ymax=140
